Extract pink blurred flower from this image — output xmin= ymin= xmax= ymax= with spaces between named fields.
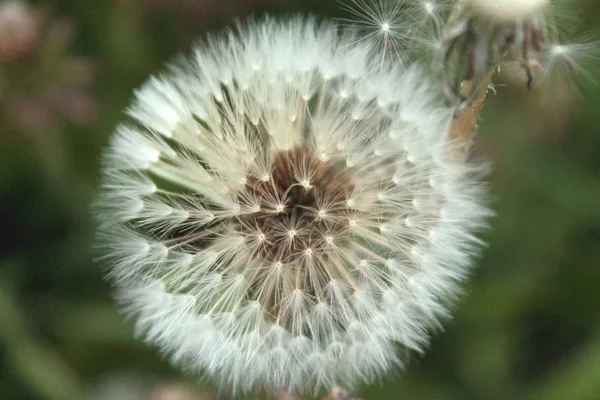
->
xmin=0 ymin=2 xmax=97 ymax=132
xmin=0 ymin=0 xmax=41 ymax=61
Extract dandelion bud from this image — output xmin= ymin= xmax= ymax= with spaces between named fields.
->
xmin=96 ymin=17 xmax=489 ymax=395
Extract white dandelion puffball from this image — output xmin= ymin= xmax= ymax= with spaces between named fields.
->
xmin=96 ymin=17 xmax=489 ymax=395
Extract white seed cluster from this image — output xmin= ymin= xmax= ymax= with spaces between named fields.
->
xmin=96 ymin=18 xmax=489 ymax=395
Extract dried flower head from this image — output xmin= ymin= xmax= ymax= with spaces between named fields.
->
xmin=96 ymin=17 xmax=489 ymax=395
xmin=435 ymin=0 xmax=551 ymax=108
xmin=436 ymin=0 xmax=598 ymax=112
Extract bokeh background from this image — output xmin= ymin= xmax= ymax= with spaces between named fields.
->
xmin=1 ymin=0 xmax=599 ymax=399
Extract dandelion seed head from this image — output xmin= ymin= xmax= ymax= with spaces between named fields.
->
xmin=436 ymin=0 xmax=583 ymax=108
xmin=96 ymin=17 xmax=489 ymax=395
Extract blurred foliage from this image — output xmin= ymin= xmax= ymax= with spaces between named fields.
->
xmin=1 ymin=0 xmax=599 ymax=399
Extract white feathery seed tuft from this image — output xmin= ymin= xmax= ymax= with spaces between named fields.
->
xmin=339 ymin=0 xmax=446 ymax=64
xmin=543 ymin=33 xmax=600 ymax=88
xmin=95 ymin=17 xmax=490 ymax=395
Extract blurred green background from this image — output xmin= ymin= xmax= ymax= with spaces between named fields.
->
xmin=1 ymin=0 xmax=599 ymax=399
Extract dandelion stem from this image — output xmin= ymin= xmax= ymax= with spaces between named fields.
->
xmin=448 ymin=66 xmax=496 ymax=144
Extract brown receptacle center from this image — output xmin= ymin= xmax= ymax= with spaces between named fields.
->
xmin=236 ymin=146 xmax=354 ymax=266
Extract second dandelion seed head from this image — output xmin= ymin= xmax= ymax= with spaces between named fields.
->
xmin=436 ymin=0 xmax=551 ymax=110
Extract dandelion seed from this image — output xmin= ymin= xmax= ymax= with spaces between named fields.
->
xmin=95 ymin=17 xmax=489 ymax=396
xmin=543 ymin=33 xmax=600 ymax=87
xmin=339 ymin=0 xmax=421 ymax=64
